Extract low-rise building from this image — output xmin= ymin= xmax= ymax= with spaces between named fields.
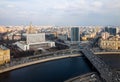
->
xmin=0 ymin=46 xmax=10 ymax=65
xmin=81 ymin=36 xmax=87 ymax=41
xmin=57 ymin=34 xmax=68 ymax=41
xmin=99 ymin=35 xmax=120 ymax=50
xmin=101 ymin=32 xmax=110 ymax=40
xmin=15 ymin=41 xmax=55 ymax=51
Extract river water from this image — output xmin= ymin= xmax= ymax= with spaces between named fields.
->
xmin=0 ymin=57 xmax=93 ymax=82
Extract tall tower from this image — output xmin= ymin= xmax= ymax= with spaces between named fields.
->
xmin=27 ymin=23 xmax=36 ymax=34
xmin=71 ymin=27 xmax=80 ymax=41
xmin=105 ymin=27 xmax=118 ymax=36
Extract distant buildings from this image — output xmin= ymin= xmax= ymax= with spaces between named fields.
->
xmin=81 ymin=36 xmax=87 ymax=41
xmin=99 ymin=27 xmax=120 ymax=50
xmin=0 ymin=45 xmax=10 ymax=65
xmin=3 ymin=33 xmax=21 ymax=40
xmin=0 ymin=26 xmax=8 ymax=33
xmin=99 ymin=35 xmax=120 ymax=50
xmin=26 ymin=24 xmax=37 ymax=34
xmin=105 ymin=27 xmax=118 ymax=36
xmin=101 ymin=32 xmax=110 ymax=40
xmin=81 ymin=32 xmax=96 ymax=41
xmin=71 ymin=27 xmax=80 ymax=42
xmin=57 ymin=34 xmax=68 ymax=41
xmin=80 ymin=26 xmax=100 ymax=41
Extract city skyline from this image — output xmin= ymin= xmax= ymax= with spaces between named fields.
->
xmin=0 ymin=0 xmax=120 ymax=26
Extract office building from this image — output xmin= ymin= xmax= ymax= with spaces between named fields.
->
xmin=71 ymin=27 xmax=80 ymax=41
xmin=58 ymin=34 xmax=68 ymax=41
xmin=105 ymin=27 xmax=118 ymax=36
xmin=26 ymin=33 xmax=45 ymax=44
xmin=16 ymin=25 xmax=55 ymax=51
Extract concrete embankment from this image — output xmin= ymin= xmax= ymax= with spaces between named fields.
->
xmin=94 ymin=52 xmax=120 ymax=55
xmin=64 ymin=72 xmax=101 ymax=82
xmin=0 ymin=54 xmax=80 ymax=74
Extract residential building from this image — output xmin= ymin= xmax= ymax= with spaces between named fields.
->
xmin=0 ymin=46 xmax=10 ymax=65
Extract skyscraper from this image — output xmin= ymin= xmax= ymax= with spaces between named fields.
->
xmin=109 ymin=28 xmax=118 ymax=36
xmin=71 ymin=27 xmax=80 ymax=41
xmin=105 ymin=27 xmax=118 ymax=36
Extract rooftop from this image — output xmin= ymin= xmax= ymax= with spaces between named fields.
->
xmin=0 ymin=45 xmax=8 ymax=50
xmin=16 ymin=41 xmax=54 ymax=45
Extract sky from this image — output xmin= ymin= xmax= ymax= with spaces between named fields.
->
xmin=0 ymin=0 xmax=120 ymax=26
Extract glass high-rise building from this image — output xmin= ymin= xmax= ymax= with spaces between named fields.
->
xmin=105 ymin=27 xmax=118 ymax=36
xmin=71 ymin=27 xmax=80 ymax=41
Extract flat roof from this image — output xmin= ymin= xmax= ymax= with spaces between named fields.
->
xmin=0 ymin=45 xmax=8 ymax=50
xmin=17 ymin=41 xmax=54 ymax=45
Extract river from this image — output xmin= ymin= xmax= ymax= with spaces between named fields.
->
xmin=0 ymin=57 xmax=93 ymax=82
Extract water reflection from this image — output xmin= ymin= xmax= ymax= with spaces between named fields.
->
xmin=0 ymin=57 xmax=92 ymax=82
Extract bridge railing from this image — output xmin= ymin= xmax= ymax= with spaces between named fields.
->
xmin=82 ymin=48 xmax=120 ymax=82
xmin=82 ymin=49 xmax=113 ymax=82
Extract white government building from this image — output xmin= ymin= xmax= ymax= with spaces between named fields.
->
xmin=15 ymin=25 xmax=55 ymax=51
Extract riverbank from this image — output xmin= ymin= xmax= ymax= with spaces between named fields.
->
xmin=0 ymin=54 xmax=80 ymax=74
xmin=64 ymin=72 xmax=102 ymax=82
xmin=91 ymin=47 xmax=120 ymax=55
xmin=94 ymin=52 xmax=120 ymax=55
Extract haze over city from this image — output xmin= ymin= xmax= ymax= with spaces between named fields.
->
xmin=0 ymin=0 xmax=120 ymax=26
xmin=1 ymin=0 xmax=120 ymax=82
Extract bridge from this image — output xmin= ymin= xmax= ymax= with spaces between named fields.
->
xmin=81 ymin=48 xmax=120 ymax=82
xmin=1 ymin=46 xmax=120 ymax=82
xmin=65 ymin=72 xmax=102 ymax=82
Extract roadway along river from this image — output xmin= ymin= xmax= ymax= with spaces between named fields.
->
xmin=0 ymin=57 xmax=93 ymax=82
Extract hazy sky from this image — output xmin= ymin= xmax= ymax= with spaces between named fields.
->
xmin=0 ymin=0 xmax=120 ymax=26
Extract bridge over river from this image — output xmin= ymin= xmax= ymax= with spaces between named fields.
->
xmin=81 ymin=48 xmax=120 ymax=82
xmin=1 ymin=47 xmax=120 ymax=82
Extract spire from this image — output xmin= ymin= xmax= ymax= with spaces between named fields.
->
xmin=27 ymin=22 xmax=37 ymax=34
xmin=30 ymin=22 xmax=32 ymax=29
